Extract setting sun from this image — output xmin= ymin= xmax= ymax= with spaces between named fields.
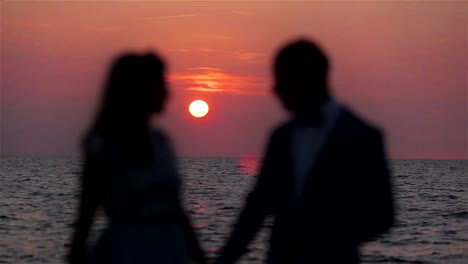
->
xmin=189 ymin=100 xmax=209 ymax=118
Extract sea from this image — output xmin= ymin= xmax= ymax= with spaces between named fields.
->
xmin=0 ymin=157 xmax=467 ymax=264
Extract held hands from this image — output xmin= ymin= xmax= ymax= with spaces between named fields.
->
xmin=66 ymin=241 xmax=87 ymax=264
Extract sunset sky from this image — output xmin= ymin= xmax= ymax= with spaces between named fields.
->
xmin=1 ymin=1 xmax=467 ymax=159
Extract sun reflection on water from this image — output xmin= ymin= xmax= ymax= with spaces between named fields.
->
xmin=237 ymin=157 xmax=260 ymax=177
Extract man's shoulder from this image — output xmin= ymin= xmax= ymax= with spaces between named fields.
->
xmin=270 ymin=121 xmax=294 ymax=140
xmin=339 ymin=104 xmax=383 ymax=139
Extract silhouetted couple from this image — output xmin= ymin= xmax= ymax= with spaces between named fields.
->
xmin=68 ymin=39 xmax=394 ymax=264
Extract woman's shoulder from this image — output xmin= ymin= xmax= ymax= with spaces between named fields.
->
xmin=149 ymin=128 xmax=174 ymax=147
xmin=150 ymin=128 xmax=166 ymax=140
xmin=83 ymin=134 xmax=109 ymax=159
xmin=150 ymin=128 xmax=178 ymax=163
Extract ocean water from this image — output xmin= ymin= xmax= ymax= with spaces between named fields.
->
xmin=0 ymin=157 xmax=467 ymax=264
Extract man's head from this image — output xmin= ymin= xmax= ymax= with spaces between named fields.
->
xmin=273 ymin=39 xmax=330 ymax=114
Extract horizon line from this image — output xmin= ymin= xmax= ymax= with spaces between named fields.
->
xmin=0 ymin=154 xmax=467 ymax=161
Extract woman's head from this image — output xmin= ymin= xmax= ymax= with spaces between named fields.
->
xmin=87 ymin=52 xmax=168 ymax=163
xmin=103 ymin=53 xmax=167 ymax=121
xmin=85 ymin=53 xmax=168 ymax=165
xmin=93 ymin=53 xmax=168 ymax=135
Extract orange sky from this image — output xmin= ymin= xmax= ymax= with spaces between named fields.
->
xmin=1 ymin=1 xmax=467 ymax=159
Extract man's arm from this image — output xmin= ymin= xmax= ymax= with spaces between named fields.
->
xmin=216 ymin=130 xmax=280 ymax=264
xmin=359 ymin=130 xmax=395 ymax=241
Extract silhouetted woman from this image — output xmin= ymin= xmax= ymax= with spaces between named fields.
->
xmin=68 ymin=53 xmax=205 ymax=264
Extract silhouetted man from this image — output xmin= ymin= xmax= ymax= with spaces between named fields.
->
xmin=215 ymin=39 xmax=394 ymax=264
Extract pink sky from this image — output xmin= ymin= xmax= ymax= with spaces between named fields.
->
xmin=1 ymin=1 xmax=467 ymax=159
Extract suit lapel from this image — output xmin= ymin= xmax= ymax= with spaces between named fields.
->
xmin=281 ymin=123 xmax=296 ymax=204
xmin=297 ymin=107 xmax=350 ymax=203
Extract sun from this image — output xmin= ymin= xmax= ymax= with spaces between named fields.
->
xmin=189 ymin=100 xmax=209 ymax=118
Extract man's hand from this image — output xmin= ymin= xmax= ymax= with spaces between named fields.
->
xmin=66 ymin=242 xmax=86 ymax=264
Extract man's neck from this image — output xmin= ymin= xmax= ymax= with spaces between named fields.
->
xmin=296 ymin=96 xmax=331 ymax=117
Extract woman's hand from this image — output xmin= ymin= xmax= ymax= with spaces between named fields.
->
xmin=66 ymin=243 xmax=86 ymax=264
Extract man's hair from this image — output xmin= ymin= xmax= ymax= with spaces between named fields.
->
xmin=274 ymin=39 xmax=329 ymax=84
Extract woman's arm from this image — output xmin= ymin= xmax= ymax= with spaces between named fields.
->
xmin=160 ymin=131 xmax=207 ymax=263
xmin=156 ymin=130 xmax=206 ymax=263
xmin=68 ymin=157 xmax=101 ymax=264
xmin=179 ymin=207 xmax=207 ymax=264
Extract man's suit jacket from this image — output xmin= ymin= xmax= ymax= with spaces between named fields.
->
xmin=217 ymin=105 xmax=395 ymax=264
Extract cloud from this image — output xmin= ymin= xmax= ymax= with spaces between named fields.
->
xmin=158 ymin=14 xmax=200 ymax=19
xmin=4 ymin=22 xmax=58 ymax=30
xmin=232 ymin=10 xmax=254 ymax=16
xmin=232 ymin=52 xmax=267 ymax=64
xmin=170 ymin=67 xmax=266 ymax=95
xmin=188 ymin=67 xmax=221 ymax=71
xmin=217 ymin=36 xmax=232 ymax=41
xmin=166 ymin=48 xmax=192 ymax=53
xmin=168 ymin=48 xmax=265 ymax=64
xmin=88 ymin=26 xmax=116 ymax=33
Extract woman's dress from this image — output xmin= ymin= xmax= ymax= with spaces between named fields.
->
xmin=85 ymin=130 xmax=197 ymax=264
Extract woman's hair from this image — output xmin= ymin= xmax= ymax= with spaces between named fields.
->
xmin=86 ymin=52 xmax=167 ymax=165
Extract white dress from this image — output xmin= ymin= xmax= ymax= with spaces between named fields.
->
xmin=86 ymin=130 xmax=191 ymax=264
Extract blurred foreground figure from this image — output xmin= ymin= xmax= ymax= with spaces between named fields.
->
xmin=216 ymin=39 xmax=394 ymax=264
xmin=68 ymin=53 xmax=205 ymax=264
